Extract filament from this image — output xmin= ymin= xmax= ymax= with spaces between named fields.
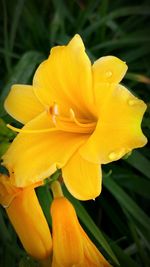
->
xmin=7 ymin=124 xmax=56 ymax=134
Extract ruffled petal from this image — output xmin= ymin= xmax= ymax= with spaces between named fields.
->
xmin=62 ymin=152 xmax=101 ymax=200
xmin=92 ymin=56 xmax=128 ymax=117
xmin=51 ymin=197 xmax=84 ymax=266
xmin=0 ymin=174 xmax=20 ymax=207
xmin=33 ymin=34 xmax=95 ymax=118
xmin=4 ymin=85 xmax=44 ymax=124
xmin=2 ymin=112 xmax=88 ymax=187
xmin=0 ymin=173 xmax=42 ymax=207
xmin=80 ymin=227 xmax=111 ymax=267
xmin=92 ymin=56 xmax=127 ymax=85
xmin=80 ymin=85 xmax=147 ymax=164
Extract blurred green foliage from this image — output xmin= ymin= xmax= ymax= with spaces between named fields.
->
xmin=0 ymin=0 xmax=150 ymax=266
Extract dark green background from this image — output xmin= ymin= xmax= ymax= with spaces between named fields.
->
xmin=0 ymin=0 xmax=150 ymax=266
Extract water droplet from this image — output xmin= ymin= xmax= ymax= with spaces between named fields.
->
xmin=109 ymin=152 xmax=117 ymax=160
xmin=128 ymin=99 xmax=138 ymax=106
xmin=106 ymin=71 xmax=112 ymax=78
xmin=109 ymin=148 xmax=127 ymax=161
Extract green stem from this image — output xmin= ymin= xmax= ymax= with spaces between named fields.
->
xmin=51 ymin=181 xmax=63 ymax=198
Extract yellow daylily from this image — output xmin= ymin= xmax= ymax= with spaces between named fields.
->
xmin=2 ymin=34 xmax=147 ymax=200
xmin=50 ymin=182 xmax=111 ymax=267
xmin=0 ymin=174 xmax=52 ymax=260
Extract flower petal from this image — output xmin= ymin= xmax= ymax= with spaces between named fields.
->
xmin=51 ymin=197 xmax=84 ymax=266
xmin=62 ymin=151 xmax=101 ymax=200
xmin=33 ymin=34 xmax=95 ymax=118
xmin=0 ymin=174 xmax=20 ymax=207
xmin=80 ymin=85 xmax=147 ymax=164
xmin=92 ymin=56 xmax=128 ymax=117
xmin=52 ymin=257 xmax=62 ymax=267
xmin=92 ymin=55 xmax=127 ymax=85
xmin=4 ymin=85 xmax=44 ymax=124
xmin=2 ymin=112 xmax=88 ymax=187
xmin=80 ymin=227 xmax=111 ymax=267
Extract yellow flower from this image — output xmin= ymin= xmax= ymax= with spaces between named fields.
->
xmin=0 ymin=174 xmax=52 ymax=260
xmin=2 ymin=34 xmax=147 ymax=200
xmin=50 ymin=195 xmax=111 ymax=267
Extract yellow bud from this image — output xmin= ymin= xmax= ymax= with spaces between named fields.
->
xmin=50 ymin=196 xmax=111 ymax=267
xmin=0 ymin=174 xmax=52 ymax=261
xmin=6 ymin=187 xmax=52 ymax=260
xmin=51 ymin=197 xmax=84 ymax=266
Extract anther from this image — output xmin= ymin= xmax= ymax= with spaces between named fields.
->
xmin=53 ymin=103 xmax=59 ymax=115
xmin=49 ymin=103 xmax=59 ymax=116
xmin=69 ymin=108 xmax=76 ymax=120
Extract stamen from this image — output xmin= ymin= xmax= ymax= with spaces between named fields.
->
xmin=52 ymin=114 xmax=57 ymax=125
xmin=53 ymin=103 xmax=59 ymax=115
xmin=49 ymin=103 xmax=59 ymax=116
xmin=70 ymin=109 xmax=96 ymax=128
xmin=10 ymin=102 xmax=97 ymax=135
xmin=7 ymin=124 xmax=56 ymax=134
xmin=50 ymin=103 xmax=60 ymax=125
xmin=51 ymin=181 xmax=63 ymax=198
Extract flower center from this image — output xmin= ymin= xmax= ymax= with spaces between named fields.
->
xmin=49 ymin=103 xmax=96 ymax=134
xmin=7 ymin=104 xmax=96 ymax=135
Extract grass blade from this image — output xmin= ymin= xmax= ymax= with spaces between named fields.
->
xmin=124 ymin=151 xmax=150 ymax=179
xmin=103 ymin=175 xmax=150 ymax=234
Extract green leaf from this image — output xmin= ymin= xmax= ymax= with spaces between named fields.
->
xmin=124 ymin=151 xmax=150 ymax=179
xmin=0 ymin=208 xmax=11 ymax=243
xmin=19 ymin=256 xmax=39 ymax=267
xmin=83 ymin=6 xmax=150 ymax=37
xmin=110 ymin=242 xmax=140 ymax=267
xmin=36 ymin=184 xmax=53 ymax=226
xmin=10 ymin=0 xmax=25 ymax=51
xmin=0 ymin=118 xmax=14 ymax=137
xmin=103 ymin=175 xmax=150 ymax=235
xmin=115 ymin=175 xmax=150 ymax=199
xmin=122 ymin=45 xmax=150 ymax=63
xmin=91 ymin=37 xmax=150 ymax=52
xmin=0 ymin=142 xmax=10 ymax=158
xmin=100 ymin=197 xmax=129 ymax=237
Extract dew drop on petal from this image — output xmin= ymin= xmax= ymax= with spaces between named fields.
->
xmin=108 ymin=152 xmax=118 ymax=160
xmin=106 ymin=71 xmax=112 ymax=78
xmin=109 ymin=148 xmax=127 ymax=161
xmin=128 ymin=99 xmax=138 ymax=106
